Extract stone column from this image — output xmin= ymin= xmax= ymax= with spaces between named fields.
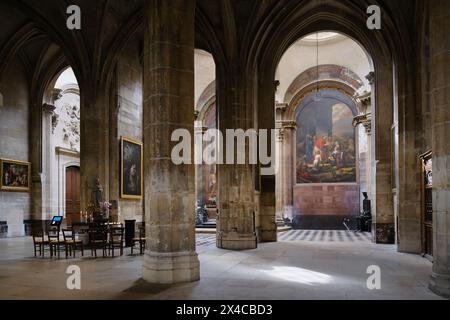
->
xmin=42 ymin=103 xmax=56 ymax=220
xmin=259 ymin=174 xmax=276 ymax=242
xmin=30 ymin=101 xmax=43 ymax=222
xmin=275 ymin=119 xmax=283 ymax=219
xmin=142 ymin=0 xmax=199 ymax=283
xmin=216 ymin=73 xmax=257 ymax=249
xmin=194 ymin=120 xmax=207 ymax=222
xmin=429 ymin=0 xmax=450 ymax=298
xmin=369 ymin=69 xmax=396 ymax=244
xmin=257 ymin=81 xmax=279 ymax=243
xmin=353 ymin=91 xmax=372 ymax=212
xmin=80 ymin=84 xmax=110 ymax=214
xmin=281 ymin=121 xmax=296 ymax=221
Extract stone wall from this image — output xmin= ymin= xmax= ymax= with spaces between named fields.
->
xmin=0 ymin=58 xmax=30 ymax=237
xmin=115 ymin=38 xmax=144 ymax=223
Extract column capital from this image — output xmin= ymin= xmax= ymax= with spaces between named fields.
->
xmin=42 ymin=103 xmax=56 ymax=115
xmin=353 ymin=113 xmax=372 ymax=135
xmin=366 ymin=72 xmax=375 ymax=85
xmin=280 ymin=120 xmax=297 ymax=130
xmin=355 ymin=91 xmax=372 ymax=106
xmin=275 ymin=102 xmax=289 ymax=113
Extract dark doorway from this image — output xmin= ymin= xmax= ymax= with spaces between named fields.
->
xmin=66 ymin=166 xmax=80 ymax=225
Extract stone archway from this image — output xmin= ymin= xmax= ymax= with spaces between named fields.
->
xmin=253 ymin=6 xmax=405 ymax=245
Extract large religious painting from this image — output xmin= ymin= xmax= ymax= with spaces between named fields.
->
xmin=0 ymin=159 xmax=31 ymax=192
xmin=296 ymin=91 xmax=356 ymax=183
xmin=121 ymin=137 xmax=143 ymax=199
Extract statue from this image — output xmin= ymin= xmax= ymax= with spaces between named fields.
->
xmin=93 ymin=178 xmax=103 ymax=207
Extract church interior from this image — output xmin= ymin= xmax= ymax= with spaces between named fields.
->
xmin=0 ymin=0 xmax=449 ymax=301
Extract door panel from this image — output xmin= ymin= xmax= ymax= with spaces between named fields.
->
xmin=66 ymin=166 xmax=81 ymax=225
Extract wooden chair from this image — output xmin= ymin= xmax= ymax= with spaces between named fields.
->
xmin=62 ymin=229 xmax=84 ymax=258
xmin=131 ymin=223 xmax=146 ymax=255
xmin=32 ymin=228 xmax=48 ymax=257
xmin=109 ymin=227 xmax=124 ymax=257
xmin=47 ymin=227 xmax=64 ymax=259
xmin=88 ymin=228 xmax=108 ymax=258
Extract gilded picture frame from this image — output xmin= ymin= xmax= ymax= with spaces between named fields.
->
xmin=120 ymin=137 xmax=143 ymax=200
xmin=0 ymin=159 xmax=31 ymax=192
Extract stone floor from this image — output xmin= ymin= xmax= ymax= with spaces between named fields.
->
xmin=0 ymin=232 xmax=444 ymax=300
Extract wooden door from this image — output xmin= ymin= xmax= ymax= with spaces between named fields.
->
xmin=66 ymin=166 xmax=81 ymax=226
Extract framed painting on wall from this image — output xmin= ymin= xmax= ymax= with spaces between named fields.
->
xmin=0 ymin=159 xmax=31 ymax=192
xmin=120 ymin=137 xmax=143 ymax=200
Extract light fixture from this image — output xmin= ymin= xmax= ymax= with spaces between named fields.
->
xmin=313 ymin=32 xmax=322 ymax=102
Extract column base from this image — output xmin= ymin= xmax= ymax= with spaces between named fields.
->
xmin=260 ymin=229 xmax=277 ymax=242
xmin=217 ymin=232 xmax=257 ymax=250
xmin=372 ymin=223 xmax=395 ymax=244
xmin=143 ymin=251 xmax=200 ymax=284
xmin=429 ymin=272 xmax=450 ymax=298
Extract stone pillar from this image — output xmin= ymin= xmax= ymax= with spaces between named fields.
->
xmin=257 ymin=81 xmax=278 ymax=243
xmin=30 ymin=101 xmax=43 ymax=222
xmin=369 ymin=70 xmax=396 ymax=244
xmin=42 ymin=103 xmax=56 ymax=220
xmin=194 ymin=120 xmax=207 ymax=222
xmin=275 ymin=120 xmax=283 ymax=219
xmin=353 ymin=91 xmax=372 ymax=212
xmin=275 ymin=117 xmax=296 ymax=222
xmin=429 ymin=0 xmax=450 ymax=298
xmin=80 ymin=84 xmax=110 ymax=214
xmin=142 ymin=0 xmax=199 ymax=283
xmin=281 ymin=121 xmax=296 ymax=221
xmin=259 ymin=174 xmax=276 ymax=242
xmin=216 ymin=73 xmax=257 ymax=249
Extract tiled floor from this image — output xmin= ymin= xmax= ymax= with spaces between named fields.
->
xmin=0 ymin=234 xmax=444 ymax=300
xmin=278 ymin=230 xmax=372 ymax=243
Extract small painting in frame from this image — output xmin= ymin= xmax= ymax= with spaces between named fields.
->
xmin=0 ymin=159 xmax=31 ymax=192
xmin=121 ymin=137 xmax=143 ymax=200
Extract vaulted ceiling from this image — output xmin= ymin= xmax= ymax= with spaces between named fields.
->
xmin=0 ymin=0 xmax=421 ymax=90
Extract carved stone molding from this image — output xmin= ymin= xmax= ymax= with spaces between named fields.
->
xmin=51 ymin=89 xmax=62 ymax=103
xmin=276 ymin=128 xmax=284 ymax=142
xmin=281 ymin=120 xmax=297 ymax=130
xmin=275 ymin=120 xmax=297 ymax=142
xmin=51 ymin=114 xmax=60 ymax=134
xmin=62 ymin=103 xmax=80 ymax=150
xmin=42 ymin=103 xmax=56 ymax=114
xmin=56 ymin=147 xmax=80 ymax=158
xmin=275 ymin=102 xmax=289 ymax=113
xmin=366 ymin=72 xmax=375 ymax=86
xmin=355 ymin=90 xmax=372 ymax=115
xmin=353 ymin=113 xmax=372 ymax=135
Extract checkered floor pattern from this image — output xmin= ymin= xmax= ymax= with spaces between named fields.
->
xmin=278 ymin=230 xmax=372 ymax=243
xmin=196 ymin=234 xmax=216 ymax=247
xmin=196 ymin=230 xmax=372 ymax=247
